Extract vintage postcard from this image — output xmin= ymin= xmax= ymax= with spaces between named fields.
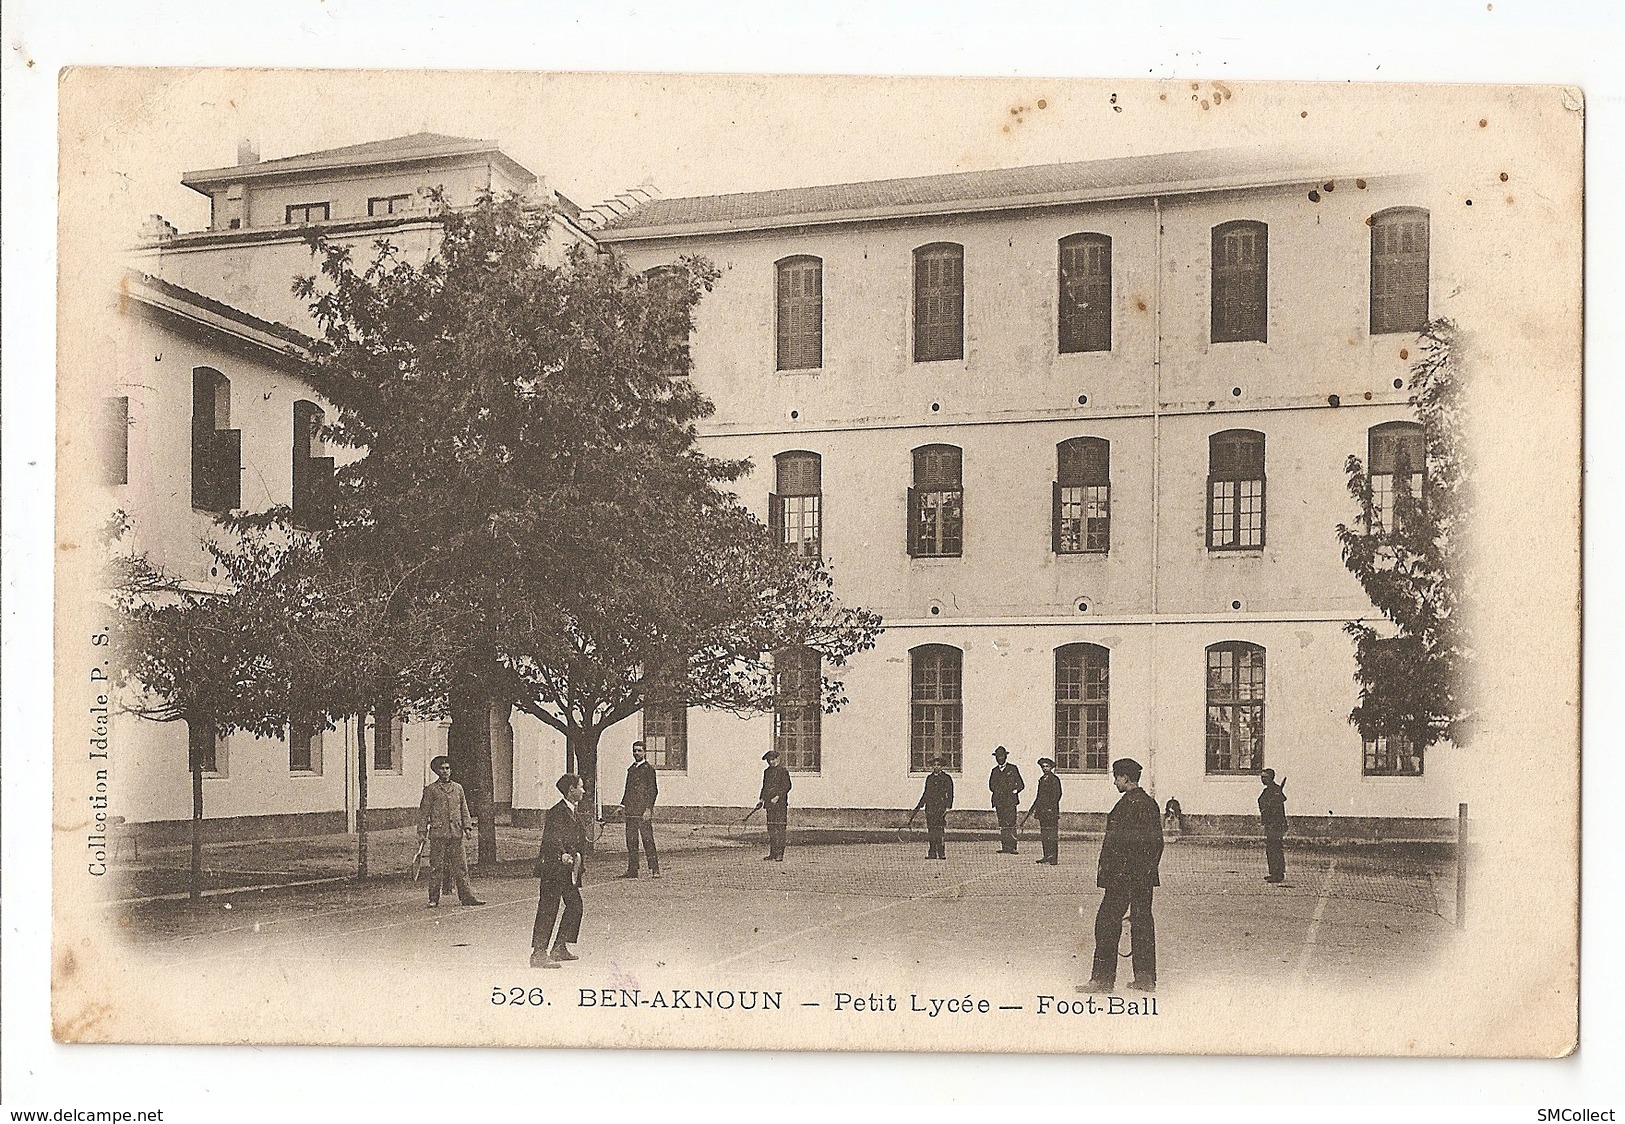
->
xmin=53 ymin=71 xmax=1581 ymax=1055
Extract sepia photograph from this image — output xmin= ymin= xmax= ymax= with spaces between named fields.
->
xmin=48 ymin=69 xmax=1581 ymax=1059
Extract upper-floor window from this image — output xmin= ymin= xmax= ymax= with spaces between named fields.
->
xmin=773 ymin=648 xmax=821 ymax=772
xmin=1058 ymin=233 xmax=1112 ymax=354
xmin=1207 ymin=429 xmax=1266 ymax=550
xmin=908 ymin=444 xmax=963 ymax=558
xmin=1206 ymin=641 xmax=1265 ymax=774
xmin=1370 ymin=207 xmax=1430 ymax=335
xmin=191 ymin=368 xmax=240 ymax=513
xmin=368 ymin=194 xmax=412 ymax=217
xmin=285 ymin=202 xmax=331 ymax=225
xmin=643 ymin=265 xmax=694 ymax=363
xmin=1368 ymin=421 xmax=1426 ymax=535
xmin=1211 ymin=220 xmax=1268 ymax=343
xmin=101 ymin=396 xmax=129 ymax=486
xmin=1054 ymin=437 xmax=1110 ymax=554
xmin=770 ymin=451 xmax=822 ymax=559
xmin=1364 ymin=731 xmax=1423 ymax=777
xmin=913 ymin=243 xmax=964 ymax=362
xmin=776 ymin=256 xmax=823 ymax=370
xmin=1054 ymin=643 xmax=1110 ymax=772
xmin=642 ymin=705 xmax=689 ymax=770
xmin=292 ymin=400 xmax=336 ymax=530
xmin=910 ymin=644 xmax=963 ymax=773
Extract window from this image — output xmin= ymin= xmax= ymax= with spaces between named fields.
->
xmin=1206 ymin=642 xmax=1265 ymax=774
xmin=371 ymin=709 xmax=404 ymax=773
xmin=368 ymin=194 xmax=412 ymax=217
xmin=1059 ymin=233 xmax=1112 ymax=353
xmin=769 ymin=451 xmax=822 ymax=558
xmin=908 ymin=444 xmax=963 ymax=558
xmin=292 ymin=400 xmax=336 ymax=529
xmin=1368 ymin=422 xmax=1425 ymax=534
xmin=910 ymin=645 xmax=963 ymax=772
xmin=1364 ymin=731 xmax=1423 ymax=776
xmin=285 ymin=202 xmax=331 ymax=225
xmin=1370 ymin=207 xmax=1430 ymax=335
xmin=1054 ymin=437 xmax=1110 ymax=553
xmin=187 ymin=716 xmax=226 ymax=776
xmin=191 ymin=368 xmax=240 ymax=512
xmin=642 ymin=706 xmax=689 ymax=770
xmin=773 ymin=649 xmax=821 ymax=771
xmin=1211 ymin=220 xmax=1268 ymax=343
xmin=913 ymin=243 xmax=964 ymax=362
xmin=101 ymin=396 xmax=129 ymax=485
xmin=289 ymin=720 xmax=323 ymax=774
xmin=1054 ymin=644 xmax=1109 ymax=772
xmin=776 ymin=256 xmax=823 ymax=370
xmin=1207 ymin=430 xmax=1266 ymax=550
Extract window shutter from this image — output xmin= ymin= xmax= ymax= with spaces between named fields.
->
xmin=768 ymin=492 xmax=783 ymax=545
xmin=906 ymin=486 xmax=920 ymax=557
xmin=215 ymin=429 xmax=242 ymax=511
xmin=1051 ymin=480 xmax=1063 ymax=554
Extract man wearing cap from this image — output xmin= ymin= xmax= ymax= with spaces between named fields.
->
xmin=416 ymin=755 xmax=484 ymax=908
xmin=1258 ymin=768 xmax=1288 ymax=884
xmin=1082 ymin=757 xmax=1163 ymax=993
xmin=757 ymin=749 xmax=793 ymax=861
xmin=988 ymin=746 xmax=1026 ymax=854
xmin=532 ymin=773 xmax=587 ymax=969
xmin=1029 ymin=757 xmax=1064 ymax=865
xmin=618 ymin=740 xmax=661 ymax=879
xmin=911 ymin=758 xmax=955 ymax=859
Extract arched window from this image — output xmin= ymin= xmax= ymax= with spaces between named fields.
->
xmin=1206 ymin=641 xmax=1265 ymax=774
xmin=292 ymin=400 xmax=335 ymax=530
xmin=908 ymin=444 xmax=963 ymax=558
xmin=1211 ymin=220 xmax=1268 ymax=343
xmin=913 ymin=243 xmax=964 ymax=362
xmin=1208 ymin=430 xmax=1266 ymax=550
xmin=776 ymin=255 xmax=823 ymax=370
xmin=1054 ymin=644 xmax=1109 ymax=772
xmin=1059 ymin=233 xmax=1111 ymax=353
xmin=910 ymin=644 xmax=963 ymax=772
xmin=1054 ymin=437 xmax=1110 ymax=553
xmin=1370 ymin=207 xmax=1430 ymax=335
xmin=643 ymin=265 xmax=694 ymax=363
xmin=1368 ymin=421 xmax=1426 ymax=534
xmin=642 ymin=705 xmax=689 ymax=770
xmin=191 ymin=367 xmax=239 ymax=512
xmin=773 ymin=648 xmax=822 ymax=771
xmin=770 ymin=451 xmax=822 ymax=558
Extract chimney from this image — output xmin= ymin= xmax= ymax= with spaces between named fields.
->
xmin=137 ymin=214 xmax=178 ymax=244
xmin=236 ymin=138 xmax=260 ymax=166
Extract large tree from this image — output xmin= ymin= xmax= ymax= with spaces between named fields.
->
xmin=1336 ymin=318 xmax=1475 ymax=752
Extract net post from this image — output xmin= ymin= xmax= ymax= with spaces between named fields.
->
xmin=1455 ymin=802 xmax=1467 ymax=929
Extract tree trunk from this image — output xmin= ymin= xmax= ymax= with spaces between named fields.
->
xmin=356 ymin=712 xmax=370 ymax=881
xmin=449 ymin=688 xmax=498 ymax=868
xmin=190 ymin=759 xmax=204 ymax=903
xmin=566 ymin=725 xmax=602 ymax=856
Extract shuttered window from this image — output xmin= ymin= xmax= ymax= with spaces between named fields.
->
xmin=776 ymin=256 xmax=823 ymax=370
xmin=191 ymin=368 xmax=240 ymax=513
xmin=908 ymin=445 xmax=963 ymax=558
xmin=1206 ymin=642 xmax=1265 ymax=774
xmin=1368 ymin=421 xmax=1426 ymax=534
xmin=1054 ymin=644 xmax=1109 ymax=772
xmin=769 ymin=451 xmax=822 ymax=558
xmin=1207 ymin=430 xmax=1266 ymax=550
xmin=292 ymin=400 xmax=335 ymax=530
xmin=1370 ymin=208 xmax=1430 ymax=335
xmin=1059 ymin=233 xmax=1112 ymax=353
xmin=913 ymin=243 xmax=964 ymax=362
xmin=1211 ymin=220 xmax=1268 ymax=343
xmin=1054 ymin=437 xmax=1110 ymax=553
xmin=910 ymin=645 xmax=963 ymax=773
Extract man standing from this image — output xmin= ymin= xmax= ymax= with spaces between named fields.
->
xmin=618 ymin=740 xmax=660 ymax=879
xmin=988 ymin=746 xmax=1025 ymax=854
xmin=1083 ymin=757 xmax=1163 ymax=994
xmin=1029 ymin=757 xmax=1063 ymax=865
xmin=910 ymin=758 xmax=955 ymax=860
xmin=757 ymin=749 xmax=792 ymax=861
xmin=1258 ymin=768 xmax=1288 ymax=884
xmin=416 ymin=755 xmax=484 ymax=908
xmin=531 ymin=774 xmax=587 ymax=969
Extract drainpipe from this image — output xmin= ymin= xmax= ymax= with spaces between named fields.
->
xmin=1148 ymin=196 xmax=1164 ymax=795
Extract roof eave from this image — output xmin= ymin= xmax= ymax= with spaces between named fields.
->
xmin=180 ymin=145 xmax=537 ymax=196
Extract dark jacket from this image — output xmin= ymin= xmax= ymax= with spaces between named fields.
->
xmin=989 ymin=762 xmax=1025 ymax=808
xmin=1031 ymin=773 xmax=1063 ymax=823
xmin=914 ymin=771 xmax=955 ymax=817
xmin=536 ymin=799 xmax=585 ymax=882
xmin=1096 ymin=786 xmax=1164 ymax=889
xmin=621 ymin=760 xmax=659 ymax=817
xmin=760 ymin=764 xmax=792 ymax=807
xmin=1258 ymin=781 xmax=1288 ymax=832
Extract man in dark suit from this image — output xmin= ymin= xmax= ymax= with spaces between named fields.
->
xmin=618 ymin=740 xmax=661 ymax=879
xmin=1258 ymin=768 xmax=1288 ymax=883
xmin=531 ymin=774 xmax=586 ymax=969
xmin=1082 ymin=757 xmax=1163 ymax=993
xmin=988 ymin=746 xmax=1025 ymax=854
xmin=757 ymin=749 xmax=792 ymax=861
xmin=910 ymin=757 xmax=955 ymax=859
xmin=1029 ymin=757 xmax=1063 ymax=865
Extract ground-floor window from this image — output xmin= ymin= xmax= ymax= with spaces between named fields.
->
xmin=910 ymin=644 xmax=963 ymax=772
xmin=1205 ymin=641 xmax=1265 ymax=774
xmin=1054 ymin=643 xmax=1109 ymax=771
xmin=643 ymin=705 xmax=689 ymax=770
xmin=1363 ymin=732 xmax=1423 ymax=776
xmin=774 ymin=649 xmax=821 ymax=771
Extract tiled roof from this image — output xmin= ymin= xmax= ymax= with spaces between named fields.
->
xmin=595 ymin=147 xmax=1339 ymax=240
xmin=124 ymin=271 xmax=313 ymax=350
xmin=182 ymin=132 xmax=536 ymax=191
